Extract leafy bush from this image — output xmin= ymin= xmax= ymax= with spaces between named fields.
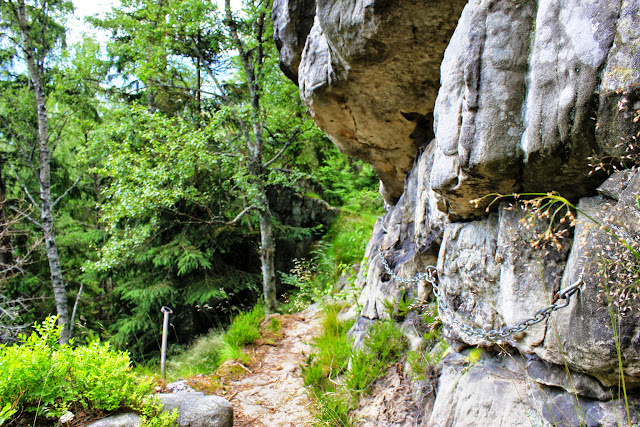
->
xmin=0 ymin=316 xmax=175 ymax=425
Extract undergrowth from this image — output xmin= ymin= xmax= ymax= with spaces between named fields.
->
xmin=279 ymin=192 xmax=380 ymax=313
xmin=0 ymin=316 xmax=177 ymax=426
xmin=165 ymin=304 xmax=265 ymax=379
xmin=301 ymin=302 xmax=407 ymax=426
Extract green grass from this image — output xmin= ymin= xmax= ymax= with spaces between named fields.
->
xmin=344 ymin=320 xmax=405 ymax=396
xmin=324 ymin=210 xmax=379 ymax=268
xmin=166 ymin=304 xmax=265 ymax=379
xmin=301 ymin=303 xmax=405 ymax=426
xmin=279 ymin=195 xmax=380 ymax=313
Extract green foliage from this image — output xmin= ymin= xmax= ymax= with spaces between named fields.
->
xmin=0 ymin=316 xmax=174 ymax=425
xmin=224 ymin=304 xmax=265 ymax=348
xmin=314 ymin=153 xmax=379 ymax=207
xmin=279 ymin=189 xmax=381 ymax=314
xmin=344 ymin=321 xmax=405 ymax=395
xmin=307 ymin=387 xmax=353 ymax=427
xmin=280 ymin=257 xmax=333 ymax=312
xmin=166 ymin=331 xmax=226 ymax=378
xmin=0 ymin=403 xmax=17 ymax=425
xmin=167 ymin=304 xmax=265 ymax=378
xmin=324 ymin=209 xmax=380 ymax=268
xmin=382 ymin=290 xmax=414 ymax=321
xmin=301 ymin=304 xmax=404 ymax=425
xmin=0 ymin=0 xmax=385 ymax=368
xmin=269 ymin=317 xmax=282 ymax=333
xmin=301 ymin=303 xmax=354 ymax=426
xmin=306 ymin=304 xmax=353 ymax=383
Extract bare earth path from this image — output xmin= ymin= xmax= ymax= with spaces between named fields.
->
xmin=222 ymin=305 xmax=322 ymax=426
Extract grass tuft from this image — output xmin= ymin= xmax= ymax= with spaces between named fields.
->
xmin=166 ymin=304 xmax=265 ymax=379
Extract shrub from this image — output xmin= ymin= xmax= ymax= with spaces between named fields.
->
xmin=0 ymin=316 xmax=175 ymax=425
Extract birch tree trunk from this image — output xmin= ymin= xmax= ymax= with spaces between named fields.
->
xmin=15 ymin=0 xmax=70 ymax=343
xmin=225 ymin=0 xmax=277 ymax=311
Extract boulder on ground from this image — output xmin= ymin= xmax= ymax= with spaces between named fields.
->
xmin=159 ymin=392 xmax=233 ymax=427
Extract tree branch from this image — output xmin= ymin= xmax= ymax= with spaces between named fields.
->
xmin=9 ymin=162 xmax=41 ymax=212
xmin=68 ymin=282 xmax=83 ymax=339
xmin=9 ymin=206 xmax=42 ymax=228
xmin=263 ymin=127 xmax=300 ymax=169
xmin=52 ymin=174 xmax=81 ymax=209
xmin=188 ymin=36 xmax=255 ymax=151
xmin=226 ymin=205 xmax=254 ymax=226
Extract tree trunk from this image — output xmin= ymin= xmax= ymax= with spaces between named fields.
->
xmin=0 ymin=160 xmax=13 ymax=272
xmin=257 ymin=190 xmax=276 ymax=311
xmin=225 ymin=0 xmax=277 ymax=311
xmin=16 ymin=0 xmax=70 ymax=343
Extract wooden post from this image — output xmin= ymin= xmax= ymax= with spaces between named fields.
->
xmin=160 ymin=306 xmax=173 ymax=379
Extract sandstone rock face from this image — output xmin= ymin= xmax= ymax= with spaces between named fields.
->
xmin=533 ymin=170 xmax=640 ymax=388
xmin=356 ymin=143 xmax=445 ymax=322
xmin=272 ymin=0 xmax=315 ymax=83
xmin=435 ymin=171 xmax=640 ymax=388
xmin=274 ymin=0 xmax=466 ymax=203
xmin=274 ymin=0 xmax=640 ymax=424
xmin=428 ymin=351 xmax=640 ymax=427
xmin=432 ymin=0 xmax=640 ymax=219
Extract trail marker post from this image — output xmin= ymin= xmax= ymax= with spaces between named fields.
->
xmin=160 ymin=306 xmax=173 ymax=379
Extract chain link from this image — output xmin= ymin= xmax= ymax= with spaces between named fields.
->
xmin=378 ymin=246 xmax=582 ymax=343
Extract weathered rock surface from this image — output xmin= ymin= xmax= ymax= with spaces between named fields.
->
xmin=355 ymin=143 xmax=444 ymax=323
xmin=87 ymin=413 xmax=141 ymax=427
xmin=432 ymin=0 xmax=640 ymax=219
xmin=272 ymin=0 xmax=315 ymax=83
xmin=428 ymin=351 xmax=639 ymax=427
xmin=274 ymin=0 xmax=640 ymax=424
xmin=533 ymin=170 xmax=640 ymax=388
xmin=274 ymin=0 xmax=466 ymax=203
xmin=279 ymin=0 xmax=639 ymax=215
xmin=158 ymin=393 xmax=233 ymax=427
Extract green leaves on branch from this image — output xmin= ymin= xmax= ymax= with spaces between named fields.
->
xmin=88 ymin=105 xmax=232 ymax=271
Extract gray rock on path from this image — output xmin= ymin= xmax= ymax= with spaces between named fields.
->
xmin=158 ymin=393 xmax=233 ymax=427
xmin=85 ymin=393 xmax=232 ymax=427
xmin=86 ymin=413 xmax=141 ymax=427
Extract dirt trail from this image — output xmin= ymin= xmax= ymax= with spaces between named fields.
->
xmin=222 ymin=305 xmax=322 ymax=426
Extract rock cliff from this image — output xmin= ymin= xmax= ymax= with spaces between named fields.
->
xmin=275 ymin=0 xmax=640 ymax=425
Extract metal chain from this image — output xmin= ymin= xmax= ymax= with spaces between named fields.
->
xmin=378 ymin=246 xmax=582 ymax=343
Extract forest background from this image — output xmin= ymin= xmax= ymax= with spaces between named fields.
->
xmin=0 ymin=0 xmax=381 ymax=362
